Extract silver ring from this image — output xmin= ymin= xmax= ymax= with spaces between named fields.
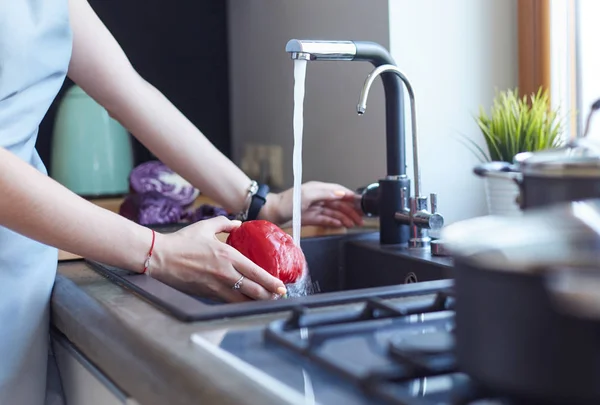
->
xmin=232 ymin=276 xmax=244 ymax=290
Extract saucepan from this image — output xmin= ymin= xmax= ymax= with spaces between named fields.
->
xmin=443 ymin=200 xmax=600 ymax=404
xmin=474 ymin=99 xmax=600 ymax=210
xmin=474 ymin=139 xmax=600 ymax=210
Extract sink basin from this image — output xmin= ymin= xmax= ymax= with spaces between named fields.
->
xmin=87 ymin=226 xmax=454 ymax=322
xmin=303 ymin=231 xmax=452 ymax=292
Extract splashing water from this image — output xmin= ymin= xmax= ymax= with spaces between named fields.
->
xmin=286 ymin=267 xmax=320 ymax=298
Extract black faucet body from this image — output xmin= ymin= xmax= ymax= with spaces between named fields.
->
xmin=353 ymin=42 xmax=410 ymax=245
xmin=286 ymin=40 xmax=411 ymax=245
xmin=352 ymin=42 xmax=405 ymax=178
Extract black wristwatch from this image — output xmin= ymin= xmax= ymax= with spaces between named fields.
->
xmin=245 ymin=182 xmax=270 ymax=221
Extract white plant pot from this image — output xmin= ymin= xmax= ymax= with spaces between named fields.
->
xmin=484 ymin=177 xmax=522 ymax=216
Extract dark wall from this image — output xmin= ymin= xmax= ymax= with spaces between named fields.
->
xmin=37 ymin=1 xmax=231 ymax=171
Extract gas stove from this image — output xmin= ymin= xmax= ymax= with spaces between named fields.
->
xmin=198 ymin=280 xmax=523 ymax=405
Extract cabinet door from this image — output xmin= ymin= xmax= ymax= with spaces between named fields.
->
xmin=51 ymin=332 xmax=139 ymax=405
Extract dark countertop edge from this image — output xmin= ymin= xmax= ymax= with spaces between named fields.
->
xmin=50 ymin=272 xmax=307 ymax=405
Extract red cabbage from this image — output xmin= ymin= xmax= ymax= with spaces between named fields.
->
xmin=129 ymin=161 xmax=199 ymax=207
xmin=119 ymin=192 xmax=184 ymax=226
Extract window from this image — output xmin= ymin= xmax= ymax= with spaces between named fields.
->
xmin=548 ymin=0 xmax=600 ymax=140
xmin=519 ymin=0 xmax=600 ymax=141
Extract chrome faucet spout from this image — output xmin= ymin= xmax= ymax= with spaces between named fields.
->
xmin=357 ymin=64 xmax=421 ymax=199
xmin=285 ymin=40 xmax=357 ymax=61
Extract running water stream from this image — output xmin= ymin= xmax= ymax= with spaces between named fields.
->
xmin=292 ymin=59 xmax=307 ymax=246
xmin=286 ymin=59 xmax=319 ymax=297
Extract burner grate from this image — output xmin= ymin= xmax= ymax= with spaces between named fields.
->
xmin=262 ymin=289 xmax=491 ymax=405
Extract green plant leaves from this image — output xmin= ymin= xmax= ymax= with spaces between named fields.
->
xmin=474 ymin=87 xmax=564 ymax=163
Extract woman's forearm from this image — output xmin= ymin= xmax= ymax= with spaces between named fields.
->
xmin=63 ymin=0 xmax=361 ymax=235
xmin=0 ymin=147 xmax=151 ymax=272
xmin=103 ymin=77 xmax=253 ymax=214
xmin=65 ymin=0 xmax=269 ymax=216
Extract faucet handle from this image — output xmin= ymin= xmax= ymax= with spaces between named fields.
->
xmin=428 ymin=193 xmax=444 ymax=230
xmin=408 ymin=196 xmax=417 ymax=214
xmin=410 ymin=194 xmax=444 ymax=230
xmin=415 ymin=196 xmax=428 ymax=213
xmin=430 ymin=193 xmax=438 ymax=214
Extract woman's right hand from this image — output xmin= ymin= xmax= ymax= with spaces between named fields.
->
xmin=150 ymin=216 xmax=287 ymax=303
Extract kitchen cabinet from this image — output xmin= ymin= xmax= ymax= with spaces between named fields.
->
xmin=52 ymin=332 xmax=138 ymax=405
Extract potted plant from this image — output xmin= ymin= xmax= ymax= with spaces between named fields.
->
xmin=464 ymin=87 xmax=564 ymax=215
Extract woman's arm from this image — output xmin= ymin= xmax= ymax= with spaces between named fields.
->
xmin=66 ymin=0 xmax=254 ymax=215
xmin=0 ymin=147 xmax=285 ymax=301
xmin=0 ymin=147 xmax=150 ymax=271
xmin=65 ymin=0 xmax=363 ymax=228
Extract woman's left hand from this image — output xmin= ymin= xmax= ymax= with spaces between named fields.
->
xmin=260 ymin=181 xmax=364 ymax=228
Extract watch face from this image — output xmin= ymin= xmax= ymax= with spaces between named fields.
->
xmin=248 ymin=181 xmax=259 ymax=196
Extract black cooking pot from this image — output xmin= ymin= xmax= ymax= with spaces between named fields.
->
xmin=443 ymin=202 xmax=600 ymax=404
xmin=474 ymin=138 xmax=600 ymax=210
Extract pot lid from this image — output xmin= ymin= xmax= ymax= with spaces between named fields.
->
xmin=515 ymin=97 xmax=600 ymax=178
xmin=444 ymin=200 xmax=600 ymax=319
xmin=514 ymin=137 xmax=600 ymax=178
xmin=442 ymin=199 xmax=600 ymax=272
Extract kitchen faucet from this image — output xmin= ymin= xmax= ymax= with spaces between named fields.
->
xmin=357 ymin=64 xmax=443 ymax=248
xmin=285 ymin=40 xmax=443 ymax=247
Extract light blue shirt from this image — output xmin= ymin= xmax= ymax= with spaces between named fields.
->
xmin=0 ymin=0 xmax=73 ymax=403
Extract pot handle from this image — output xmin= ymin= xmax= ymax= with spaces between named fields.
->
xmin=473 ymin=162 xmax=522 ymax=183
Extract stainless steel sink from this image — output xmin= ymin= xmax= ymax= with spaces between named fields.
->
xmin=87 ymin=226 xmax=454 ymax=322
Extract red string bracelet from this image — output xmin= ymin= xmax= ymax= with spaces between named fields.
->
xmin=141 ymin=229 xmax=156 ymax=275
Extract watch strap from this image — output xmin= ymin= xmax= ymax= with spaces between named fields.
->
xmin=246 ymin=183 xmax=270 ymax=221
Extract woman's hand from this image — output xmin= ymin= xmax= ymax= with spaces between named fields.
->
xmin=151 ymin=216 xmax=287 ymax=303
xmin=261 ymin=181 xmax=364 ymax=228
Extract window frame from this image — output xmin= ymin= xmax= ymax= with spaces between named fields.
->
xmin=518 ymin=0 xmax=552 ymax=97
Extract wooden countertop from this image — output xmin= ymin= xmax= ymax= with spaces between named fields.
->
xmin=58 ymin=195 xmax=364 ymax=261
